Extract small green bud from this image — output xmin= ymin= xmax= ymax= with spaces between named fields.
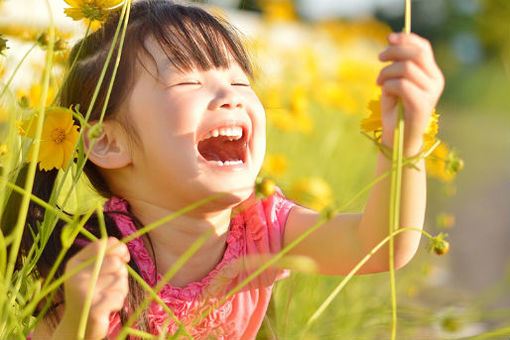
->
xmin=87 ymin=123 xmax=103 ymax=140
xmin=255 ymin=178 xmax=276 ymax=198
xmin=321 ymin=206 xmax=335 ymax=221
xmin=54 ymin=38 xmax=68 ymax=52
xmin=428 ymin=232 xmax=450 ymax=256
xmin=446 ymin=150 xmax=464 ymax=174
xmin=37 ymin=32 xmax=50 ymax=48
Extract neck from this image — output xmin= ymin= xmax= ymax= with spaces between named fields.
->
xmin=126 ymin=197 xmax=233 ymax=287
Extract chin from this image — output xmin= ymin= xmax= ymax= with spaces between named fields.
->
xmin=213 ymin=180 xmax=255 ymax=205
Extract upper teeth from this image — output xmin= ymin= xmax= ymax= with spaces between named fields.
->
xmin=202 ymin=126 xmax=243 ymax=141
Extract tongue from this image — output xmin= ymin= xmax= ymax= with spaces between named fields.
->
xmin=197 ymin=136 xmax=244 ymax=162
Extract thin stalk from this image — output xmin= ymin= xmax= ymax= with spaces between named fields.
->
xmin=47 ymin=0 xmax=131 ymax=241
xmin=388 ymin=102 xmax=404 ymax=340
xmin=0 ymin=43 xmax=37 ymax=99
xmin=125 ymin=266 xmax=194 ymax=340
xmin=302 ymin=227 xmax=431 ymax=336
xmin=39 ymin=209 xmax=95 ymax=292
xmin=1 ymin=0 xmax=55 ymax=301
xmin=124 ymin=327 xmax=158 ymax=339
xmin=76 ymin=204 xmax=107 ymax=340
xmin=388 ymin=1 xmax=411 ymax=339
xmin=116 ymin=231 xmax=215 ymax=340
xmin=191 ymin=166 xmax=411 ymax=327
xmin=50 ymin=21 xmax=92 ymax=107
xmin=0 ymin=180 xmax=98 ymax=246
xmin=22 ymin=192 xmax=223 ymax=323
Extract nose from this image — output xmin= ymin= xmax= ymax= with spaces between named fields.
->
xmin=208 ymin=85 xmax=243 ymax=111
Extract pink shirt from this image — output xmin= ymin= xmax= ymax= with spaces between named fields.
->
xmin=105 ymin=189 xmax=295 ymax=339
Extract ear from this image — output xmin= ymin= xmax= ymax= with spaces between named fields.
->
xmin=84 ymin=120 xmax=132 ymax=169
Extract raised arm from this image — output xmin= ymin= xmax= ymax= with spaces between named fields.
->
xmin=282 ymin=32 xmax=444 ymax=276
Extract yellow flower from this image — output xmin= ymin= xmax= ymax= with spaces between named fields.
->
xmin=262 ymin=154 xmax=288 ymax=177
xmin=360 ymin=97 xmax=382 ymax=134
xmin=23 ymin=107 xmax=80 ymax=171
xmin=288 ymin=177 xmax=333 ymax=211
xmin=425 ymin=141 xmax=455 ymax=182
xmin=17 ymin=84 xmax=56 ymax=108
xmin=361 ymin=95 xmax=440 ymax=151
xmin=0 ymin=144 xmax=7 ymax=155
xmin=63 ymin=0 xmax=125 ymax=22
xmin=259 ymin=0 xmax=297 ymax=22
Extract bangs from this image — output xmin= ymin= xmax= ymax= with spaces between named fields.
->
xmin=135 ymin=2 xmax=253 ymax=77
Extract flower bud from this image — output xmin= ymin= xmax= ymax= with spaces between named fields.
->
xmin=37 ymin=32 xmax=50 ymax=48
xmin=446 ymin=150 xmax=464 ymax=174
xmin=433 ymin=239 xmax=450 ymax=255
xmin=255 ymin=178 xmax=276 ymax=198
xmin=321 ymin=206 xmax=335 ymax=221
xmin=428 ymin=233 xmax=450 ymax=256
xmin=87 ymin=123 xmax=103 ymax=141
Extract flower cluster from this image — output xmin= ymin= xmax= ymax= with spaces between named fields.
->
xmin=361 ymin=95 xmax=463 ymax=182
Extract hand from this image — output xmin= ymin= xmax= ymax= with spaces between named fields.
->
xmin=61 ymin=237 xmax=130 ymax=340
xmin=376 ymin=32 xmax=445 ymax=153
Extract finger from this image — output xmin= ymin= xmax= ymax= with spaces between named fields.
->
xmin=101 ymin=253 xmax=130 ymax=274
xmin=103 ymin=237 xmax=131 ymax=263
xmin=95 ymin=269 xmax=129 ymax=291
xmin=388 ymin=32 xmax=433 ymax=54
xmin=92 ymin=288 xmax=129 ymax=312
xmin=381 ymin=33 xmax=442 ymax=80
xmin=71 ymin=237 xmax=130 ymax=264
xmin=376 ymin=61 xmax=431 ymax=91
xmin=381 ymin=78 xmax=433 ymax=117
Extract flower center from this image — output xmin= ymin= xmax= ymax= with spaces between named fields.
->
xmin=51 ymin=128 xmax=66 ymax=144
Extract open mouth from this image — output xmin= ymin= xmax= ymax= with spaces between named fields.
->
xmin=197 ymin=126 xmax=248 ymax=167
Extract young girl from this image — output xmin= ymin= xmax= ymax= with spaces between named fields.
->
xmin=23 ymin=0 xmax=444 ymax=339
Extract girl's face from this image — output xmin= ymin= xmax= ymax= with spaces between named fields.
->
xmin=123 ymin=37 xmax=266 ymax=210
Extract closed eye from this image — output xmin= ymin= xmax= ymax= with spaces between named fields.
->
xmin=232 ymin=83 xmax=251 ymax=87
xmin=178 ymin=82 xmax=201 ymax=85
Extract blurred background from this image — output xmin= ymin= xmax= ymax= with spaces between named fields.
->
xmin=0 ymin=0 xmax=509 ymax=338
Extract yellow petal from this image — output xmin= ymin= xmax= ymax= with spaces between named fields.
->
xmin=101 ymin=0 xmax=124 ymax=9
xmin=64 ymin=8 xmax=84 ymax=21
xmin=64 ymin=0 xmax=83 ymax=8
xmin=39 ymin=144 xmax=64 ymax=171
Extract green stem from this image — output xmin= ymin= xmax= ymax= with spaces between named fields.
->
xmin=0 ymin=43 xmax=37 ymax=99
xmin=388 ymin=101 xmax=404 ymax=340
xmin=50 ymin=21 xmax=92 ymax=107
xmin=388 ymin=2 xmax=411 ymax=338
xmin=302 ymin=227 xmax=433 ymax=335
xmin=39 ymin=210 xmax=95 ymax=294
xmin=1 ymin=0 xmax=55 ymax=304
xmin=116 ymin=231 xmax=214 ymax=340
xmin=47 ymin=0 xmax=131 ymax=243
xmin=76 ymin=204 xmax=107 ymax=340
xmin=190 ymin=169 xmax=399 ymax=328
xmin=21 ymin=192 xmax=222 ymax=320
